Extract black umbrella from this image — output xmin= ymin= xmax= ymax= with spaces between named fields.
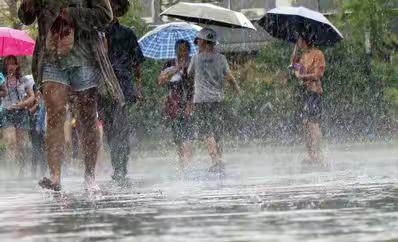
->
xmin=258 ymin=6 xmax=343 ymax=46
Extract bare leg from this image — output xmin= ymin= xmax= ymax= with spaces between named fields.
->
xmin=15 ymin=128 xmax=27 ymax=175
xmin=75 ymin=88 xmax=99 ymax=185
xmin=96 ymin=122 xmax=106 ymax=174
xmin=3 ymin=127 xmax=16 ymax=162
xmin=178 ymin=140 xmax=193 ymax=169
xmin=305 ymin=121 xmax=323 ymax=163
xmin=205 ymin=136 xmax=222 ymax=165
xmin=42 ymin=82 xmax=69 ymax=186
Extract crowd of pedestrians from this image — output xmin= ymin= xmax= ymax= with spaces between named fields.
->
xmin=0 ymin=0 xmax=328 ymax=192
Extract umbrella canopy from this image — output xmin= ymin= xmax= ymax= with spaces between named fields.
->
xmin=258 ymin=6 xmax=343 ymax=46
xmin=139 ymin=22 xmax=202 ymax=60
xmin=0 ymin=27 xmax=35 ymax=56
xmin=160 ymin=2 xmax=256 ymax=31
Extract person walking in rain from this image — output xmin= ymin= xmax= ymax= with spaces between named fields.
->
xmin=188 ymin=28 xmax=240 ymax=174
xmin=19 ymin=0 xmax=121 ymax=191
xmin=98 ymin=0 xmax=144 ymax=186
xmin=158 ymin=39 xmax=194 ymax=171
xmin=1 ymin=56 xmax=35 ymax=176
xmin=291 ymin=33 xmax=325 ymax=164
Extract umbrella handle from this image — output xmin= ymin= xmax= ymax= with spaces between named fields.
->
xmin=290 ymin=44 xmax=298 ymax=65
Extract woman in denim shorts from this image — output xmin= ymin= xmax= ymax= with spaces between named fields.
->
xmin=19 ymin=0 xmax=116 ymax=191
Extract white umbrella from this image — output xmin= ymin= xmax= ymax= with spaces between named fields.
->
xmin=259 ymin=6 xmax=343 ymax=45
xmin=160 ymin=2 xmax=256 ymax=31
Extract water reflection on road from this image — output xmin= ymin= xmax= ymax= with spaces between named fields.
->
xmin=0 ymin=144 xmax=397 ymax=242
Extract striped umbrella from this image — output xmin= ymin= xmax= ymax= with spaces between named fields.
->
xmin=139 ymin=22 xmax=202 ymax=60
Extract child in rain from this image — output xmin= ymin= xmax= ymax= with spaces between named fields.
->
xmin=188 ymin=28 xmax=240 ymax=174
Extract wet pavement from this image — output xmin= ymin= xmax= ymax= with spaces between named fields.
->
xmin=0 ymin=144 xmax=397 ymax=242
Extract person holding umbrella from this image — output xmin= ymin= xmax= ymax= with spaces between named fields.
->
xmin=291 ymin=33 xmax=325 ymax=163
xmin=259 ymin=6 xmax=343 ymax=164
xmin=158 ymin=39 xmax=194 ymax=170
xmin=139 ymin=22 xmax=201 ymax=171
xmin=188 ymin=28 xmax=240 ymax=174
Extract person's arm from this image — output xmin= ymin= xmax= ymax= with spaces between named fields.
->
xmin=158 ymin=69 xmax=171 ymax=86
xmin=134 ymin=64 xmax=144 ymax=100
xmin=225 ymin=71 xmax=241 ymax=96
xmin=0 ymin=84 xmax=7 ymax=98
xmin=183 ymin=57 xmax=197 ymax=117
xmin=29 ymin=102 xmax=39 ymax=114
xmin=222 ymin=56 xmax=240 ymax=96
xmin=16 ymin=88 xmax=35 ymax=109
xmin=184 ymin=74 xmax=194 ymax=118
xmin=129 ymin=30 xmax=145 ymax=100
xmin=290 ymin=44 xmax=299 ymax=65
xmin=67 ymin=0 xmax=113 ymax=31
xmin=18 ymin=0 xmax=37 ymax=25
xmin=158 ymin=66 xmax=180 ymax=86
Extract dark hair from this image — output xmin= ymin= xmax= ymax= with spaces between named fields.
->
xmin=175 ymin=39 xmax=191 ymax=56
xmin=299 ymin=33 xmax=315 ymax=47
xmin=3 ymin=55 xmax=22 ymax=79
xmin=110 ymin=0 xmax=130 ymax=17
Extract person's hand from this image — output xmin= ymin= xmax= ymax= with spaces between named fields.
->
xmin=294 ymin=71 xmax=303 ymax=79
xmin=135 ymin=82 xmax=145 ymax=103
xmin=236 ymin=87 xmax=241 ymax=97
xmin=184 ymin=102 xmax=193 ymax=118
xmin=7 ymin=104 xmax=18 ymax=111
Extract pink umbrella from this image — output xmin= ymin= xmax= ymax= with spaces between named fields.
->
xmin=0 ymin=27 xmax=35 ymax=56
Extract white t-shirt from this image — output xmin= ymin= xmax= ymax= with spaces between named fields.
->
xmin=1 ymin=75 xmax=34 ymax=109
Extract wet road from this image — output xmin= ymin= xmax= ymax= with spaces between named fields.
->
xmin=0 ymin=144 xmax=397 ymax=242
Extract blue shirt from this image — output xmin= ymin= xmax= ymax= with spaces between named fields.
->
xmin=105 ymin=21 xmax=144 ymax=103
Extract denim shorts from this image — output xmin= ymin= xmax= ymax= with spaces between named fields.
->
xmin=42 ymin=64 xmax=100 ymax=92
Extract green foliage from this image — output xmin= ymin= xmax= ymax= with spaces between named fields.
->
xmin=118 ymin=1 xmax=148 ymax=36
xmin=341 ymin=0 xmax=396 ymax=59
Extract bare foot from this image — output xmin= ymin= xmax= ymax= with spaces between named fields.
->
xmin=83 ymin=176 xmax=100 ymax=193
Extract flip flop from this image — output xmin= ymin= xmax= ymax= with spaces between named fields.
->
xmin=39 ymin=177 xmax=62 ymax=192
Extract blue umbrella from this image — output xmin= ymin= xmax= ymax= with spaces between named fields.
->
xmin=138 ymin=22 xmax=202 ymax=60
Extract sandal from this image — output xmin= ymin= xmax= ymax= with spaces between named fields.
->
xmin=39 ymin=177 xmax=62 ymax=191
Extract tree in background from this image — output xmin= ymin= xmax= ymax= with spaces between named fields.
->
xmin=0 ymin=0 xmax=20 ymax=29
xmin=341 ymin=0 xmax=397 ymax=60
xmin=119 ymin=0 xmax=147 ymax=36
xmin=340 ymin=0 xmax=397 ymax=130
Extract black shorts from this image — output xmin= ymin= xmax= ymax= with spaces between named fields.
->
xmin=301 ymin=91 xmax=322 ymax=123
xmin=171 ymin=115 xmax=193 ymax=145
xmin=194 ymin=102 xmax=224 ymax=141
